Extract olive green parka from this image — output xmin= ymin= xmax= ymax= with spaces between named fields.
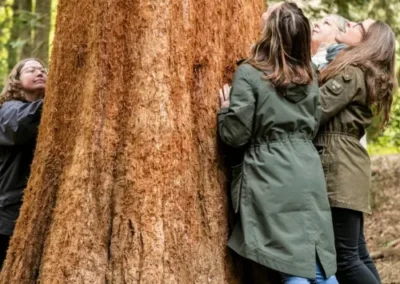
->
xmin=218 ymin=63 xmax=336 ymax=279
xmin=314 ymin=65 xmax=373 ymax=213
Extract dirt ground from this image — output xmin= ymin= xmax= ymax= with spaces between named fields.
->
xmin=365 ymin=154 xmax=400 ymax=284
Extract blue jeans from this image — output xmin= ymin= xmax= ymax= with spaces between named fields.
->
xmin=281 ymin=261 xmax=338 ymax=284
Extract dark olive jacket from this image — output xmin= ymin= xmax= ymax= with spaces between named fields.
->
xmin=314 ymin=65 xmax=373 ymax=213
xmin=218 ymin=63 xmax=336 ymax=279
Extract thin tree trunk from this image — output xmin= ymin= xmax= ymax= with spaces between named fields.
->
xmin=33 ymin=0 xmax=51 ymax=63
xmin=7 ymin=0 xmax=32 ymax=68
xmin=7 ymin=0 xmax=20 ymax=70
xmin=19 ymin=0 xmax=32 ymax=58
xmin=1 ymin=0 xmax=278 ymax=283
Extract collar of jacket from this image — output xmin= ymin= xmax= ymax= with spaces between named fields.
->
xmin=325 ymin=44 xmax=348 ymax=64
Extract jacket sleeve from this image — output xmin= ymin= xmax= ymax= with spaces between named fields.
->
xmin=218 ymin=65 xmax=255 ymax=148
xmin=313 ymin=90 xmax=322 ymax=139
xmin=0 ymin=99 xmax=43 ymax=146
xmin=319 ymin=68 xmax=361 ymax=126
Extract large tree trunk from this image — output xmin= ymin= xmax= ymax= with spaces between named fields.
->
xmin=1 ymin=0 xmax=278 ymax=283
xmin=33 ymin=0 xmax=51 ymax=62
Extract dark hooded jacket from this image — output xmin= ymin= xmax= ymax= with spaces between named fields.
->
xmin=0 ymin=99 xmax=42 ymax=235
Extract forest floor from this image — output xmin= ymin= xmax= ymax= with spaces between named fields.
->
xmin=366 ymin=154 xmax=400 ymax=284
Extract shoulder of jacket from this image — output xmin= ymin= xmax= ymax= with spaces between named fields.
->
xmin=1 ymin=100 xmax=24 ymax=111
xmin=237 ymin=62 xmax=256 ymax=73
xmin=3 ymin=100 xmax=24 ymax=106
xmin=235 ymin=63 xmax=261 ymax=84
xmin=241 ymin=63 xmax=267 ymax=80
xmin=341 ymin=65 xmax=365 ymax=83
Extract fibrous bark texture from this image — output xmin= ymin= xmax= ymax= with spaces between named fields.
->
xmin=1 ymin=0 xmax=269 ymax=283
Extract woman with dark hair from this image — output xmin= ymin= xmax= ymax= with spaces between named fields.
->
xmin=218 ymin=2 xmax=337 ymax=283
xmin=0 ymin=58 xmax=47 ymax=267
xmin=315 ymin=19 xmax=397 ymax=284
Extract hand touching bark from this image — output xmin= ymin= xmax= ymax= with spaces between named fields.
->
xmin=219 ymin=84 xmax=231 ymax=109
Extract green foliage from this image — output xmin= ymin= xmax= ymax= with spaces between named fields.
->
xmin=0 ymin=1 xmax=13 ymax=88
xmin=0 ymin=0 xmax=55 ymax=90
xmin=370 ymin=93 xmax=400 ymax=150
xmin=368 ymin=142 xmax=400 ymax=156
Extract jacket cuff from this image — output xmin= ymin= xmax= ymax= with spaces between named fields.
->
xmin=217 ymin=107 xmax=229 ymax=115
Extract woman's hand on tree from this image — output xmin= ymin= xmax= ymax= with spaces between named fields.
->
xmin=219 ymin=84 xmax=231 ymax=109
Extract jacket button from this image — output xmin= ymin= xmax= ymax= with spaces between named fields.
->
xmin=343 ymin=74 xmax=351 ymax=81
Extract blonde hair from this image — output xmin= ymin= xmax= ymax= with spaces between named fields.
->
xmin=329 ymin=14 xmax=348 ymax=33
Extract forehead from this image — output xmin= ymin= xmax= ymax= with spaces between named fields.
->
xmin=322 ymin=16 xmax=334 ymax=21
xmin=22 ymin=60 xmax=43 ymax=69
xmin=320 ymin=15 xmax=341 ymax=25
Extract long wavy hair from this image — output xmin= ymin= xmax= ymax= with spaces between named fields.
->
xmin=246 ymin=2 xmax=314 ymax=89
xmin=319 ymin=21 xmax=397 ymax=128
xmin=0 ymin=58 xmax=46 ymax=106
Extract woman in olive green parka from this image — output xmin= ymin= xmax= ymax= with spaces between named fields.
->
xmin=218 ymin=3 xmax=337 ymax=283
xmin=315 ymin=20 xmax=396 ymax=284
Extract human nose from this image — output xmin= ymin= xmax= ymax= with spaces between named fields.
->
xmin=348 ymin=21 xmax=357 ymax=28
xmin=35 ymin=70 xmax=46 ymax=77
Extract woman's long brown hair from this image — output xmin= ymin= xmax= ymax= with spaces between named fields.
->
xmin=319 ymin=21 xmax=397 ymax=128
xmin=247 ymin=2 xmax=314 ymax=89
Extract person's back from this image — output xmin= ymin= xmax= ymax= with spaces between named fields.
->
xmin=220 ymin=61 xmax=336 ymax=279
xmin=218 ymin=3 xmax=338 ymax=283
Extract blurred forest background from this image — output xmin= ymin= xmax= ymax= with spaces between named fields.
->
xmin=0 ymin=0 xmax=398 ymax=154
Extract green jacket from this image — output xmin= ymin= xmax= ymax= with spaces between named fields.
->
xmin=314 ymin=66 xmax=373 ymax=213
xmin=218 ymin=63 xmax=336 ymax=279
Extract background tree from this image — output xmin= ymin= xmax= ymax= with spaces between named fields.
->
xmin=6 ymin=0 xmax=33 ymax=68
xmin=0 ymin=0 xmax=53 ymax=81
xmin=33 ymin=0 xmax=51 ymax=64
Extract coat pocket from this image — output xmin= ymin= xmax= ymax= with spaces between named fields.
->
xmin=231 ymin=163 xmax=244 ymax=214
xmin=326 ymin=79 xmax=344 ymax=95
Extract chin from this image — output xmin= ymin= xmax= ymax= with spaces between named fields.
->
xmin=311 ymin=35 xmax=321 ymax=43
xmin=34 ymin=85 xmax=46 ymax=90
